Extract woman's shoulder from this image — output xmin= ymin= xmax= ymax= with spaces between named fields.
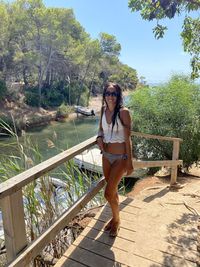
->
xmin=119 ymin=107 xmax=130 ymax=116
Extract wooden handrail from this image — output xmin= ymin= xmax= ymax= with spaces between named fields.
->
xmin=133 ymin=160 xmax=182 ymax=169
xmin=131 ymin=131 xmax=183 ymax=142
xmin=0 ymin=136 xmax=96 ymax=199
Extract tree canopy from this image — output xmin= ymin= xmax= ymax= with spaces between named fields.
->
xmin=128 ymin=0 xmax=200 ymax=79
xmin=0 ymin=0 xmax=138 ymax=108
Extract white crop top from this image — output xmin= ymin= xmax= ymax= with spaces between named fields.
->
xmin=102 ymin=109 xmax=125 ymax=143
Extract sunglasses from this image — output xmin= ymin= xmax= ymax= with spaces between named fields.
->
xmin=104 ymin=91 xmax=118 ymax=97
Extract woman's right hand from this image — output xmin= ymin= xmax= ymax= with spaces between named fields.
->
xmin=96 ymin=137 xmax=104 ymax=152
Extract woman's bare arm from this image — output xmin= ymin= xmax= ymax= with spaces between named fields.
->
xmin=96 ymin=106 xmax=104 ymax=152
xmin=120 ymin=108 xmax=134 ymax=175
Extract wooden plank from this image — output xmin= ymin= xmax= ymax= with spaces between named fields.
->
xmin=78 ymin=227 xmax=197 ymax=266
xmin=86 ymin=220 xmax=137 ymax=241
xmin=132 ymin=131 xmax=183 ymax=142
xmin=87 ymin=218 xmax=197 ymax=251
xmin=55 ymin=244 xmax=128 ymax=267
xmin=103 ymin=207 xmax=139 ymax=222
xmin=54 ymin=258 xmax=87 ymax=267
xmin=93 ymin=213 xmax=138 ymax=232
xmin=118 ymin=195 xmax=144 ymax=208
xmin=92 ymin=212 xmax=197 ymax=251
xmin=133 ymin=160 xmax=183 ymax=169
xmin=0 ymin=136 xmax=96 ymax=199
xmin=92 ymin=199 xmax=198 ymax=251
xmin=75 ymin=235 xmax=164 ymax=267
xmin=104 ymin=202 xmax=140 ymax=215
xmin=0 ymin=190 xmax=27 ymax=263
xmin=170 ymin=140 xmax=180 ymax=185
xmin=7 ymin=178 xmax=105 ymax=267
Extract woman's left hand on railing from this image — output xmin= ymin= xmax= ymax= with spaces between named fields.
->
xmin=96 ymin=136 xmax=104 ymax=152
xmin=125 ymin=160 xmax=134 ymax=176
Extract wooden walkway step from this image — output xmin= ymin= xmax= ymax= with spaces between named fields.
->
xmin=55 ymin=194 xmax=198 ymax=267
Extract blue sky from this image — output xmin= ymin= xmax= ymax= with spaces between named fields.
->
xmin=44 ymin=0 xmax=198 ymax=84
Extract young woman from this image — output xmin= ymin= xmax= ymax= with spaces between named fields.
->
xmin=96 ymin=82 xmax=134 ymax=237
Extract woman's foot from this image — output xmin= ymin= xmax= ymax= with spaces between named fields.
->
xmin=109 ymin=221 xmax=120 ymax=237
xmin=104 ymin=218 xmax=113 ymax=231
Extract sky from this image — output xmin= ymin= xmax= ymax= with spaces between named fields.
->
xmin=43 ymin=0 xmax=199 ymax=84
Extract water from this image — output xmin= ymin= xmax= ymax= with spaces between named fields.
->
xmin=0 ymin=115 xmax=99 ymax=161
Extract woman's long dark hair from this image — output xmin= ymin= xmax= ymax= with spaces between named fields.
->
xmin=102 ymin=82 xmax=124 ymax=134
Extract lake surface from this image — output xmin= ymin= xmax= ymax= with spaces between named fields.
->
xmin=0 ymin=115 xmax=99 ymax=161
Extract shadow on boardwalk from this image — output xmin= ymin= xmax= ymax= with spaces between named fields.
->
xmin=56 ymin=181 xmax=200 ymax=267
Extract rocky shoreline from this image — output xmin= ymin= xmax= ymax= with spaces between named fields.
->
xmin=0 ymin=90 xmax=131 ymax=133
xmin=0 ymin=95 xmax=102 ymax=133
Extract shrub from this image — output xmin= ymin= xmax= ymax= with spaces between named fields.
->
xmin=0 ymin=80 xmax=7 ymax=100
xmin=42 ymin=89 xmax=64 ymax=108
xmin=128 ymin=74 xmax=200 ymax=169
xmin=25 ymin=87 xmax=40 ymax=107
xmin=56 ymin=103 xmax=72 ymax=119
xmin=63 ymin=82 xmax=89 ymax=106
xmin=79 ymin=90 xmax=89 ymax=106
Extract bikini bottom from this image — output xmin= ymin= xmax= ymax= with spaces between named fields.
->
xmin=102 ymin=151 xmax=128 ymax=165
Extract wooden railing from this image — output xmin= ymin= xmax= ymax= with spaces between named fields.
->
xmin=0 ymin=132 xmax=183 ymax=266
xmin=131 ymin=131 xmax=183 ymax=185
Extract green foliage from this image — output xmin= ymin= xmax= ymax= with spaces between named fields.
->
xmin=128 ymin=0 xmax=200 ymax=79
xmin=109 ymin=63 xmax=138 ymax=90
xmin=100 ymin=32 xmax=121 ymax=58
xmin=42 ymin=88 xmax=64 ymax=108
xmin=0 ymin=0 xmax=139 ymax=108
xmin=63 ymin=82 xmax=89 ymax=106
xmin=153 ymin=24 xmax=167 ymax=39
xmin=128 ymin=74 xmax=200 ymax=168
xmin=56 ymin=103 xmax=72 ymax=118
xmin=181 ymin=16 xmax=200 ymax=79
xmin=25 ymin=87 xmax=40 ymax=107
xmin=79 ymin=89 xmax=89 ymax=106
xmin=0 ymin=80 xmax=7 ymax=100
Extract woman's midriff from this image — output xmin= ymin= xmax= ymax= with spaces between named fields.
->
xmin=103 ymin=142 xmax=126 ymax=154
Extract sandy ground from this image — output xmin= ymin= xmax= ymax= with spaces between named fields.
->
xmin=128 ymin=165 xmax=200 ymax=197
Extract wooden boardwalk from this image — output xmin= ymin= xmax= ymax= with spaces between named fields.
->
xmin=55 ymin=191 xmax=199 ymax=267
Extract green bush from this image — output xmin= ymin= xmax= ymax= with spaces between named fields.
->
xmin=42 ymin=89 xmax=64 ymax=108
xmin=79 ymin=90 xmax=89 ymax=106
xmin=56 ymin=103 xmax=72 ymax=118
xmin=0 ymin=80 xmax=7 ymax=100
xmin=128 ymin=74 xmax=200 ymax=169
xmin=63 ymin=82 xmax=89 ymax=106
xmin=25 ymin=87 xmax=40 ymax=107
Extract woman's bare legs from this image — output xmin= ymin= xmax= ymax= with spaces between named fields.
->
xmin=102 ymin=156 xmax=113 ymax=231
xmin=103 ymin=156 xmax=126 ymax=236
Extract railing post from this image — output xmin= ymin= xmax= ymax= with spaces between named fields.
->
xmin=170 ymin=140 xmax=180 ymax=186
xmin=0 ymin=189 xmax=27 ymax=263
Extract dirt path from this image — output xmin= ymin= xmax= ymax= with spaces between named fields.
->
xmin=128 ymin=165 xmax=200 ymax=198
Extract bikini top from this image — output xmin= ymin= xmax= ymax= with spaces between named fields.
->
xmin=102 ymin=109 xmax=125 ymax=143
